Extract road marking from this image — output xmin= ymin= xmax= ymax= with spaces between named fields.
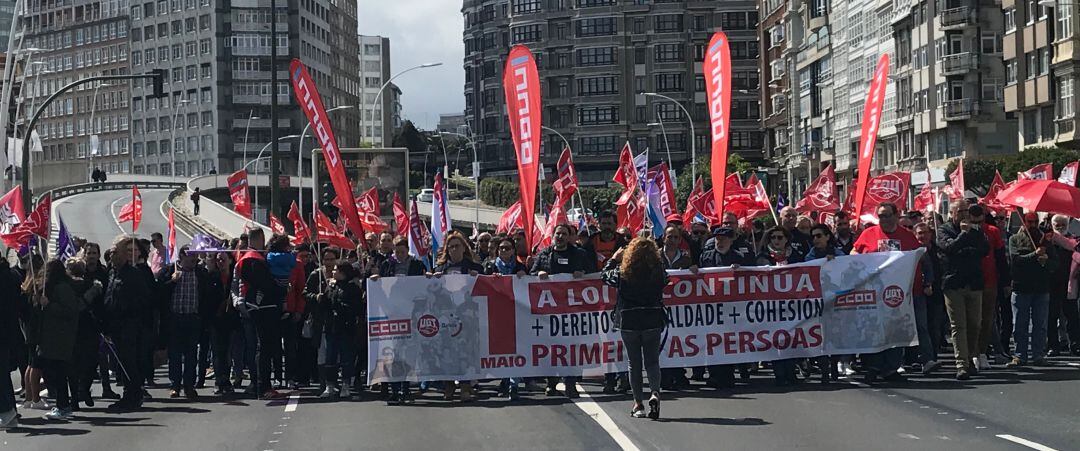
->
xmin=898 ymin=433 xmax=920 ymax=440
xmin=110 ymin=195 xmax=128 ymax=234
xmin=996 ymin=434 xmax=1060 ymax=451
xmin=564 ymin=383 xmax=640 ymax=451
xmin=284 ymin=394 xmax=299 ymax=412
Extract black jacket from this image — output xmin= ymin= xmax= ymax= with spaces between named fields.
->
xmin=317 ymin=280 xmax=363 ymax=335
xmin=935 ymin=222 xmax=990 ymax=291
xmin=530 ymin=245 xmax=596 ymax=275
xmin=602 ymin=258 xmax=668 ymax=331
xmin=378 ymin=256 xmax=427 ymax=277
xmin=1008 ymin=229 xmax=1055 ymax=294
xmin=433 ymin=258 xmax=484 ymax=275
xmin=103 ymin=263 xmax=152 ymax=333
xmin=699 ymin=237 xmax=757 ymax=268
xmin=0 ymin=261 xmax=21 ymax=349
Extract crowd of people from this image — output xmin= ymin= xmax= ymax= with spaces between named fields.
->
xmin=2 ymin=199 xmax=1079 ymax=427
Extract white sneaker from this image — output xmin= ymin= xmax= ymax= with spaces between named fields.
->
xmin=339 ymin=386 xmax=351 ymax=399
xmin=318 ymin=387 xmax=337 ymax=399
xmin=43 ymin=407 xmax=68 ymax=421
xmin=26 ymin=400 xmax=51 ymax=410
xmin=977 ymin=354 xmax=991 ymax=370
xmin=839 ymin=361 xmax=856 ymax=376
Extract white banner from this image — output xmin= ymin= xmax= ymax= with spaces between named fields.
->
xmin=366 ymin=250 xmax=923 ymax=384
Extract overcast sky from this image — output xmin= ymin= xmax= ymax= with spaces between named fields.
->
xmin=357 ymin=1 xmax=465 ymax=131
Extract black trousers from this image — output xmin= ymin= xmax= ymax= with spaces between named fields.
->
xmin=213 ymin=316 xmax=236 ymax=388
xmin=1049 ymin=286 xmax=1068 ymax=351
xmin=0 ymin=346 xmax=15 ymax=413
xmin=252 ymin=307 xmax=282 ymax=395
xmin=114 ymin=322 xmax=145 ymax=402
xmin=39 ymin=358 xmax=71 ymax=410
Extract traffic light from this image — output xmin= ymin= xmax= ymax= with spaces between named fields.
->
xmin=150 ymin=69 xmax=167 ymax=98
xmin=320 ymin=182 xmax=339 ymax=222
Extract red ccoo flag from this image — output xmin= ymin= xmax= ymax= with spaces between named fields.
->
xmin=853 ymin=54 xmax=890 ymax=221
xmin=227 ymin=170 xmax=252 ymax=219
xmin=946 ymin=159 xmax=965 ymax=200
xmin=1018 ymin=163 xmax=1053 ymax=181
xmin=796 ymin=164 xmax=840 ymax=213
xmin=314 ymin=209 xmax=353 ymax=249
xmin=392 ymin=192 xmax=409 ymax=239
xmin=553 ymin=146 xmax=578 ymax=205
xmin=982 ymin=170 xmax=1011 ymax=215
xmin=117 ymin=186 xmax=142 ymax=233
xmin=167 ymin=207 xmax=176 ymax=264
xmin=704 ymin=31 xmax=732 ymax=221
xmin=682 ymin=177 xmax=706 ymax=225
xmin=268 ymin=213 xmax=287 ymax=235
xmin=286 ymin=201 xmax=311 ymax=245
xmin=503 ymin=45 xmax=542 ymax=251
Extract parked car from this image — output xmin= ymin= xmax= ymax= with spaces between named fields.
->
xmin=567 ymin=207 xmax=594 ymax=225
xmin=417 ymin=188 xmax=434 ymax=203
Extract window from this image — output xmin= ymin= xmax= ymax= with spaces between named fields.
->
xmin=1005 ymin=8 xmax=1017 ymax=32
xmin=1041 ymin=48 xmax=1051 ymax=75
xmin=982 ymin=77 xmax=1003 ymax=102
xmin=1006 ymin=60 xmax=1018 ymax=84
xmin=577 ymin=135 xmax=617 ymax=155
xmin=577 ymin=47 xmax=616 ymax=66
xmin=511 ymin=24 xmax=542 ymax=43
xmin=654 ymin=44 xmax=684 ymax=63
xmin=655 ymin=14 xmax=683 ymax=33
xmin=1026 ymin=52 xmax=1037 ymax=79
xmin=769 ymin=25 xmax=785 ymax=48
xmin=577 ymin=76 xmax=618 ymax=95
xmin=577 ymin=106 xmax=619 ymax=125
xmin=721 ymin=12 xmax=748 ymax=30
xmin=511 ymin=0 xmax=541 ymax=14
xmin=577 ymin=17 xmax=616 ymax=37
xmin=1059 ymin=3 xmax=1074 ymax=39
xmin=1061 ymin=77 xmax=1076 ymax=119
xmin=981 ymin=33 xmax=1002 ymax=54
xmin=654 ymin=73 xmax=684 ymax=92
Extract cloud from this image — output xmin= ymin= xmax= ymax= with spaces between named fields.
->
xmin=357 ymin=0 xmax=465 ymax=130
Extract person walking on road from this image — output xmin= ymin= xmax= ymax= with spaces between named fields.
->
xmin=936 ymin=200 xmax=990 ymax=380
xmin=104 ymin=236 xmax=152 ymax=411
xmin=603 ymin=237 xmax=670 ymax=420
xmin=190 ymin=188 xmax=201 ymax=216
xmin=159 ymin=246 xmax=210 ymax=400
xmin=232 ymin=229 xmax=287 ymax=400
xmin=37 ymin=259 xmax=82 ymax=421
xmin=1007 ymin=213 xmax=1053 ymax=367
xmin=316 ymin=263 xmax=363 ymax=401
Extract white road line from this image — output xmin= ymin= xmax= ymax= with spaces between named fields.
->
xmin=284 ymin=394 xmax=300 ymax=412
xmin=564 ymin=383 xmax=640 ymax=451
xmin=109 ymin=195 xmax=128 ymax=234
xmin=996 ymin=434 xmax=1060 ymax=451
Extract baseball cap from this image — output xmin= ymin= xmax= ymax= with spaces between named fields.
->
xmin=711 ymin=226 xmax=735 ymax=238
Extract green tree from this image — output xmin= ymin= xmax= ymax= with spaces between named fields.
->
xmin=390 ymin=120 xmax=428 ymax=155
xmin=945 ymin=146 xmax=1080 ymax=195
xmin=675 ymin=153 xmax=754 ymax=207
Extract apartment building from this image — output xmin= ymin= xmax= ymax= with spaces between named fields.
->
xmin=1004 ymin=0 xmax=1073 ymax=149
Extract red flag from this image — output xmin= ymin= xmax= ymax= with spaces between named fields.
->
xmin=497 ymin=200 xmax=524 ymax=235
xmin=539 ymin=202 xmax=569 ymax=249
xmin=268 ymin=213 xmax=287 ymax=235
xmin=704 ymin=32 xmax=732 ymax=221
xmin=227 ymin=170 xmax=252 ymax=219
xmin=392 ymin=193 xmax=409 ymax=239
xmin=853 ymin=54 xmax=891 ymax=221
xmin=314 ymin=209 xmax=353 ymax=249
xmin=1018 ymin=163 xmax=1053 ymax=181
xmin=692 ymin=188 xmax=719 ymax=225
xmin=2 ymin=194 xmax=50 ymax=247
xmin=407 ymin=200 xmax=432 ymax=259
xmin=167 ymin=208 xmax=176 ymax=264
xmin=841 ymin=184 xmax=857 ymax=216
xmin=553 ymin=146 xmax=578 ymax=205
xmin=117 ymin=186 xmax=142 ymax=232
xmin=287 ymin=201 xmax=310 ymax=245
xmin=913 ymin=183 xmax=938 ymax=214
xmin=356 ymin=186 xmax=388 ymax=234
xmin=744 ymin=173 xmax=771 ymax=220
xmin=946 ymin=159 xmax=965 ymax=200
xmin=982 ymin=171 xmax=1011 ymax=215
xmin=291 ymin=59 xmax=367 ymax=246
xmin=796 ymin=164 xmax=840 ymax=213
xmin=647 ymin=163 xmax=677 ymax=218
xmin=613 ymin=142 xmax=637 ymax=191
xmin=858 ymin=172 xmax=910 ymax=223
xmin=1058 ymin=161 xmax=1078 ymax=186
xmin=617 ymin=190 xmax=647 ymax=235
xmin=682 ymin=177 xmax=706 ymax=225
xmin=0 ymin=186 xmax=26 ymax=235
xmin=503 ymin=45 xmax=542 ymax=251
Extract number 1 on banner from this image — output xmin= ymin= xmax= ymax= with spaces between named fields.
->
xmin=472 ymin=277 xmax=517 ymax=355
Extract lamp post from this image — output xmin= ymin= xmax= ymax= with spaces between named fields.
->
xmin=242 ymin=110 xmax=258 ymax=171
xmin=2 ymin=47 xmax=48 ymax=190
xmin=169 ymin=99 xmax=192 ymax=181
xmin=362 ymin=62 xmax=442 ymax=146
xmin=252 ymin=134 xmax=300 ymax=221
xmin=439 ymin=131 xmax=479 ymax=228
xmin=298 ymin=105 xmax=354 ymax=220
xmin=643 ymin=92 xmax=696 ymax=183
xmin=540 ymin=125 xmax=590 ymax=218
xmin=86 ymin=81 xmax=113 ymax=181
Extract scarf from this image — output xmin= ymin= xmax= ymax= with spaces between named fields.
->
xmin=495 ymin=256 xmax=515 ymax=275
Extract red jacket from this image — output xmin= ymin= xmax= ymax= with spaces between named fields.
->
xmin=285 ymin=264 xmax=307 ymax=314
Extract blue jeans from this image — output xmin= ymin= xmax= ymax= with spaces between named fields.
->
xmin=913 ymin=295 xmax=936 ymax=363
xmin=168 ymin=313 xmax=201 ymax=389
xmin=1012 ymin=292 xmax=1050 ymax=362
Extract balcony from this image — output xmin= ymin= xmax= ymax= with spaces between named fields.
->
xmin=941 ymin=99 xmax=979 ymax=121
xmin=939 ymin=52 xmax=979 ymax=75
xmin=939 ymin=7 xmax=974 ymax=29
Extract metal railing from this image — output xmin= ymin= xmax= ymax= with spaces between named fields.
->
xmin=940 ymin=52 xmax=979 ymax=75
xmin=939 ymin=6 xmax=973 ymax=28
xmin=942 ymin=99 xmax=979 ymax=120
xmin=36 ymin=181 xmax=186 ymax=203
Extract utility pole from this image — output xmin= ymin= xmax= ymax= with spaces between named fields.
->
xmin=269 ymin=0 xmax=281 ymax=218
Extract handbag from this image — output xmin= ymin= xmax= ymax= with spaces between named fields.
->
xmin=301 ymin=315 xmax=315 ymax=339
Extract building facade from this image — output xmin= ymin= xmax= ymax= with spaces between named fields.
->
xmin=0 ymin=0 xmax=16 ymax=52
xmin=1004 ymin=0 xmax=1072 ymax=150
xmin=22 ymin=0 xmax=132 ymax=178
xmin=461 ymin=0 xmax=764 ymax=182
xmin=129 ymin=0 xmax=359 ymax=178
xmin=358 ymin=34 xmax=395 ymax=146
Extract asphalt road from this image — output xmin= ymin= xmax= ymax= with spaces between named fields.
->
xmin=4 ymin=357 xmax=1078 ymax=450
xmin=52 ymin=188 xmax=191 ymax=250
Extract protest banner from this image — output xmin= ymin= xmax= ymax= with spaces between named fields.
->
xmin=366 ymin=250 xmax=922 ymax=383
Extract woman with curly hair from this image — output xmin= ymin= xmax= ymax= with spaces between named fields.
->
xmin=603 ymin=237 xmax=669 ymax=420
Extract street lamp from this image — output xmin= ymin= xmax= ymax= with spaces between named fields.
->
xmin=362 ymin=62 xmax=442 ymax=146
xmin=540 ymin=125 xmax=590 ymax=216
xmin=298 ymin=105 xmax=354 ymax=220
xmin=86 ymin=81 xmax=114 ymax=181
xmin=642 ymin=92 xmax=697 ymax=183
xmin=169 ymin=99 xmax=192 ymax=181
xmin=252 ymin=134 xmax=300 ymax=220
xmin=439 ymin=131 xmax=479 ymax=228
xmin=242 ymin=110 xmax=259 ymax=171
